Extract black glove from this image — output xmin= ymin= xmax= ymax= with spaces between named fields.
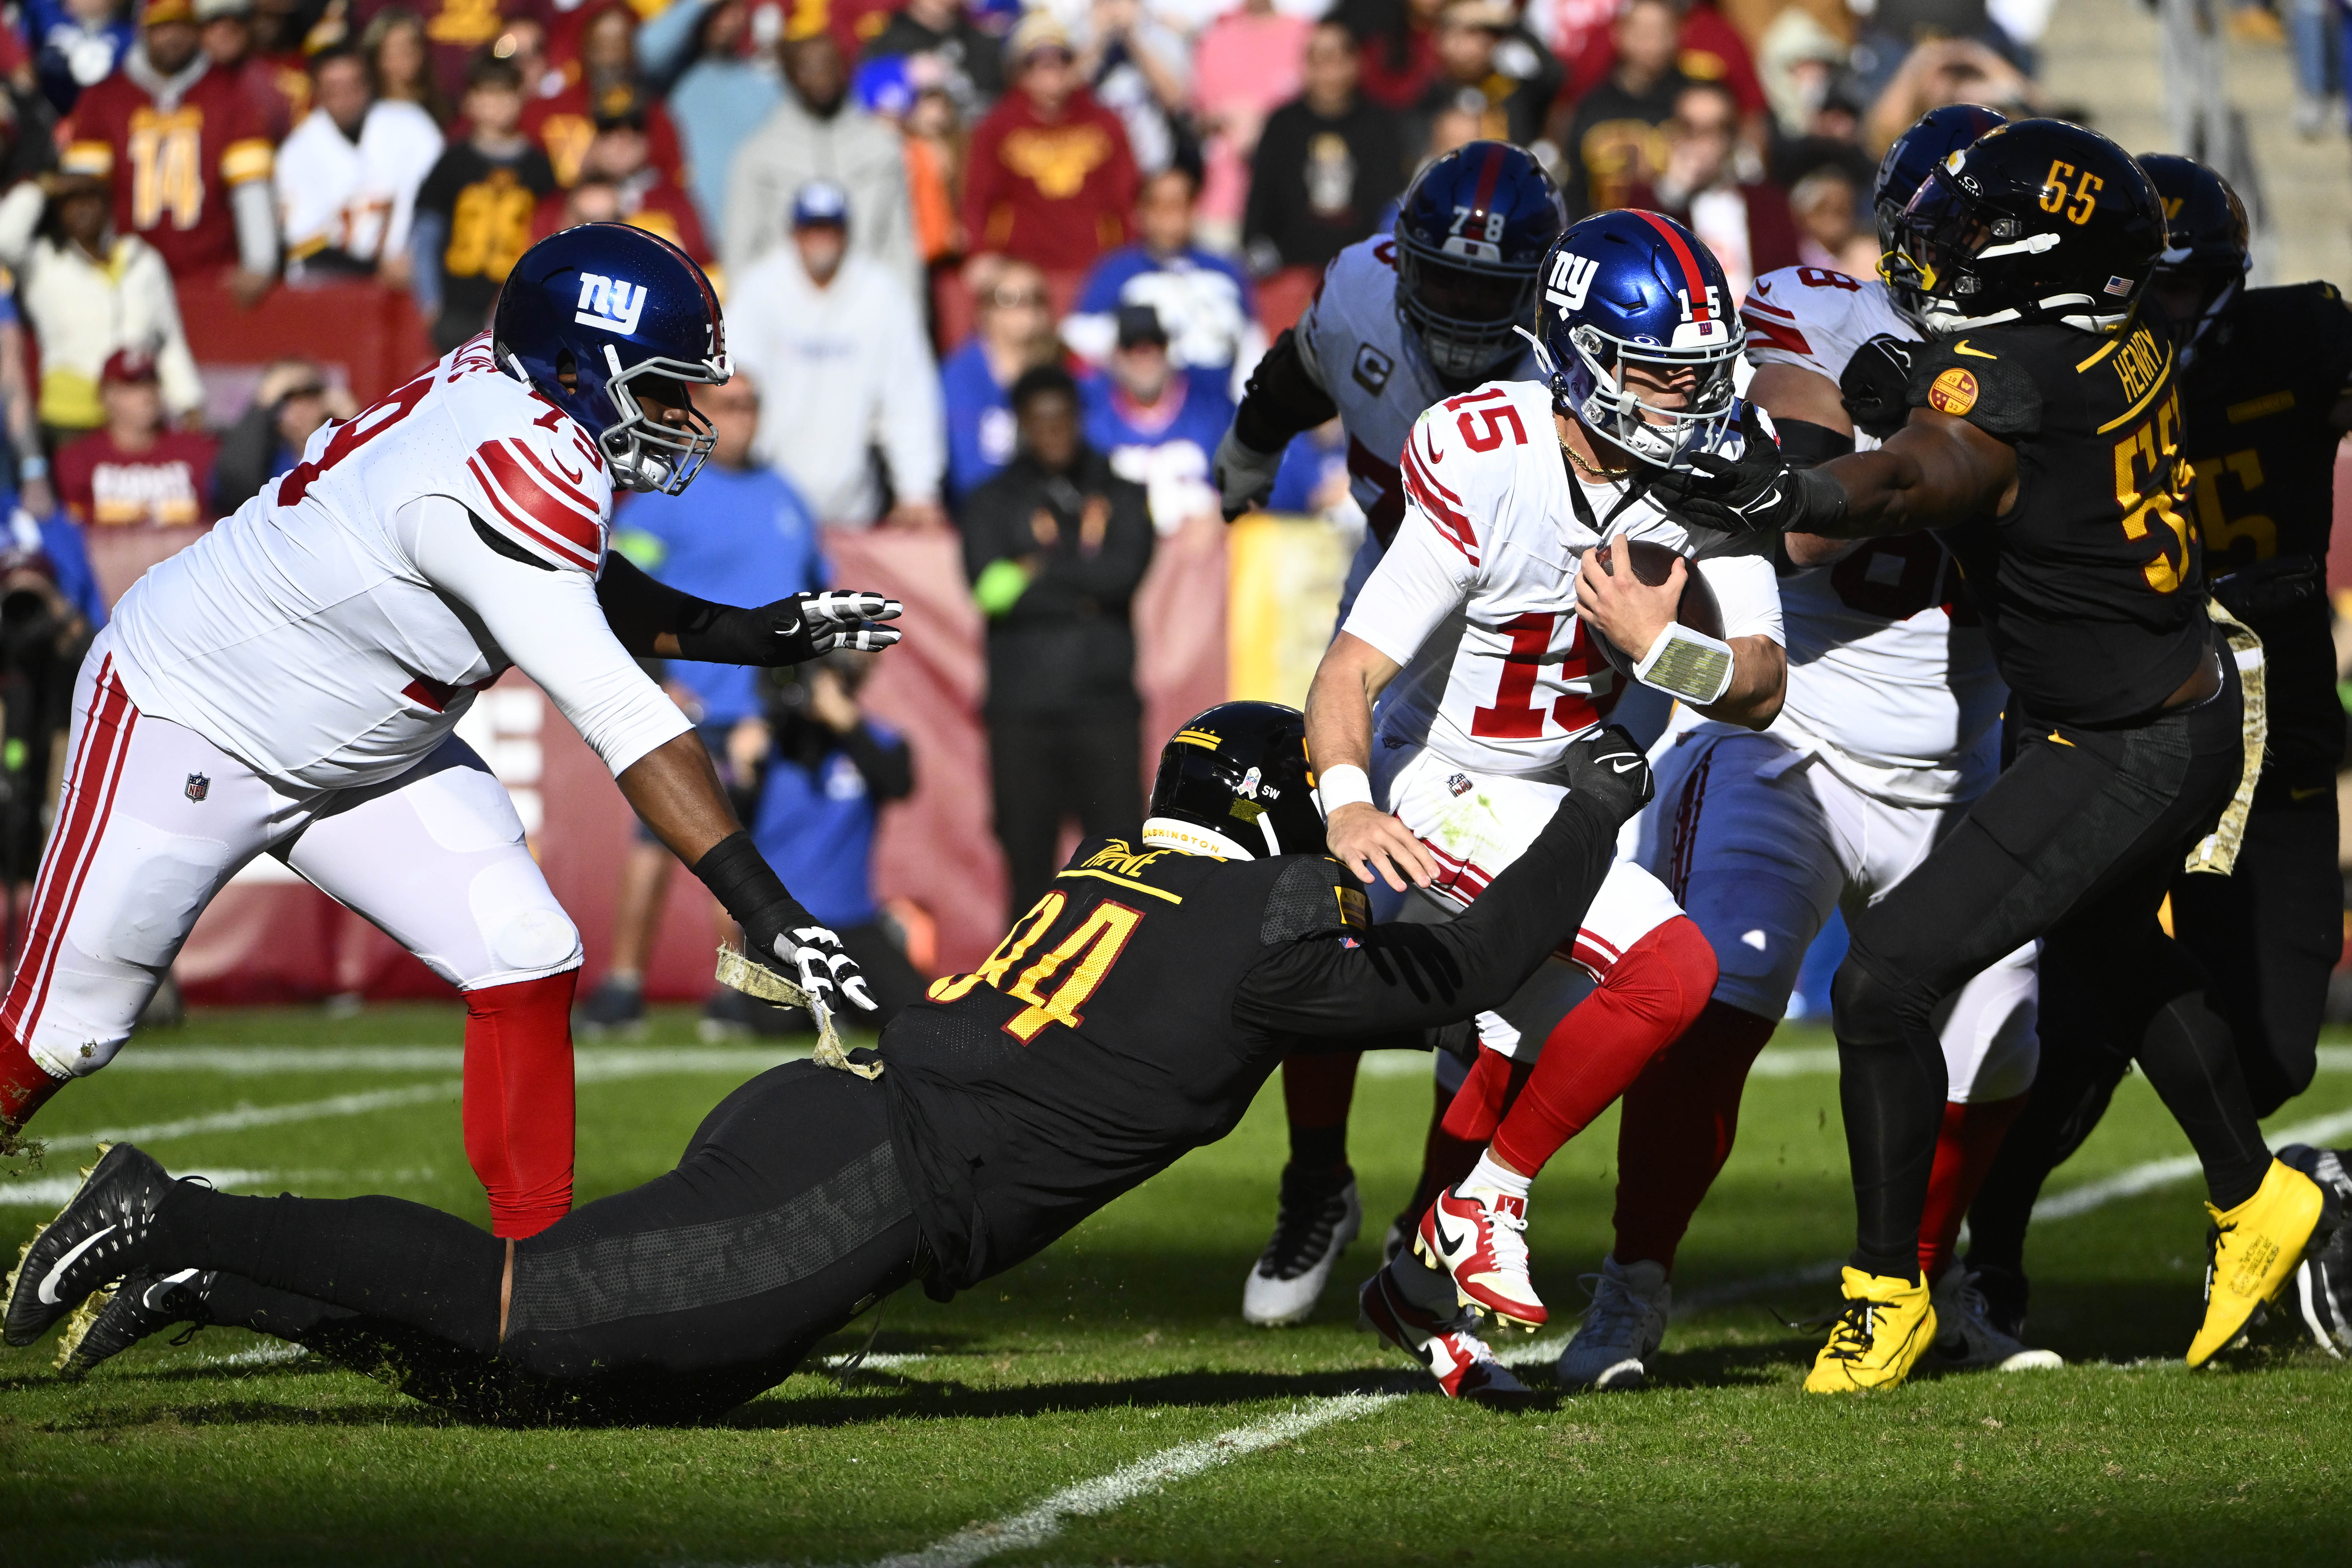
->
xmin=1561 ymin=725 xmax=1654 ymax=823
xmin=676 ymin=591 xmax=904 ymax=667
xmin=1840 ymin=334 xmax=1918 ymax=440
xmin=2212 ymin=555 xmax=2323 ymax=625
xmin=1646 ymin=406 xmax=1846 ymax=537
xmin=691 ymin=832 xmax=877 ymax=1017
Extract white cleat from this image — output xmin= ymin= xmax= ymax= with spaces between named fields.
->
xmin=1924 ymin=1261 xmax=2062 ymax=1373
xmin=1241 ymin=1165 xmax=1362 ymax=1326
xmin=1557 ymin=1255 xmax=1670 ymax=1390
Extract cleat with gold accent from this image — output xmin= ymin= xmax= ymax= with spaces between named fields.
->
xmin=1804 ymin=1267 xmax=1936 ymax=1394
xmin=2189 ymin=1157 xmax=2326 ymax=1368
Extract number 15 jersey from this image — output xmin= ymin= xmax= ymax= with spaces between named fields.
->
xmin=1341 ymin=379 xmax=1782 ymax=780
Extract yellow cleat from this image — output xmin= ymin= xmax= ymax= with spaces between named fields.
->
xmin=2188 ymin=1158 xmax=2325 ymax=1369
xmin=1804 ymin=1267 xmax=1936 ymax=1394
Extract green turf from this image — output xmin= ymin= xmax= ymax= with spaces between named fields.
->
xmin=3 ymin=1006 xmax=2349 ymax=1567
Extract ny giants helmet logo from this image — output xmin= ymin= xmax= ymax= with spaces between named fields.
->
xmin=1546 ymin=251 xmax=1597 ymax=318
xmin=574 ymin=273 xmax=648 ymax=335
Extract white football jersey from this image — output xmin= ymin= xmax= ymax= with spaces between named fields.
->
xmin=1297 ymin=235 xmax=1541 ymax=543
xmin=1740 ymin=266 xmax=2005 ymax=798
xmin=1343 ymin=379 xmax=1783 ymax=780
xmin=110 ymin=335 xmax=686 ymax=794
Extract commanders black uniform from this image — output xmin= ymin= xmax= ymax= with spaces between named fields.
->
xmin=1830 ymin=310 xmax=2276 ymax=1282
xmin=1963 ymin=284 xmax=2352 ymax=1292
xmin=32 ymin=778 xmax=1627 ymax=1423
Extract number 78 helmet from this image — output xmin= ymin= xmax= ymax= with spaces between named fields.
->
xmin=1523 ymin=209 xmax=1744 ymax=472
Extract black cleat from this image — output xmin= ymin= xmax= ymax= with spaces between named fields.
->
xmin=4 ymin=1143 xmax=176 ymax=1347
xmin=1963 ymin=1260 xmax=2030 ymax=1342
xmin=2278 ymin=1144 xmax=2352 ymax=1355
xmin=54 ymin=1266 xmax=215 ymax=1377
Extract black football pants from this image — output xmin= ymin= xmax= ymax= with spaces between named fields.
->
xmin=1964 ymin=773 xmax=2342 ymax=1279
xmin=987 ymin=713 xmax=1142 ymax=917
xmin=1831 ymin=651 xmax=2273 ymax=1281
xmin=155 ymin=1061 xmax=923 ymax=1424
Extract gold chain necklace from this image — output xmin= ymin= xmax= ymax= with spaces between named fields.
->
xmin=1563 ymin=438 xmax=1629 ymax=482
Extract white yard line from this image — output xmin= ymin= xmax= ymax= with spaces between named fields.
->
xmin=100 ymin=1045 xmax=810 ymax=1077
xmin=1671 ymin=1105 xmax=2352 ymax=1318
xmin=864 ymin=1394 xmax=1402 ymax=1568
xmin=41 ymin=1083 xmax=461 ymax=1150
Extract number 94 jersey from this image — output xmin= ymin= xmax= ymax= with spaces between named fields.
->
xmin=1742 ymin=266 xmax=2005 ymax=798
xmin=1340 ymin=378 xmax=1783 ymax=779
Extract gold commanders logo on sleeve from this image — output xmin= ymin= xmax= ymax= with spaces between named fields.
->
xmin=1927 ymin=366 xmax=1980 ymax=416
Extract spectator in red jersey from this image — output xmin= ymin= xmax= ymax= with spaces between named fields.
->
xmin=1622 ymin=78 xmax=1798 ymax=303
xmin=962 ymin=10 xmax=1139 ymax=290
xmin=362 ymin=5 xmax=453 ymax=127
xmin=55 ymin=349 xmax=218 ymax=607
xmin=522 ymin=1 xmax=684 ymax=187
xmin=1328 ymin=0 xmax=1446 ymax=110
xmin=531 ymin=89 xmax=709 ymax=260
xmin=59 ymin=0 xmax=277 ymax=303
xmin=194 ymin=0 xmax=300 ymax=140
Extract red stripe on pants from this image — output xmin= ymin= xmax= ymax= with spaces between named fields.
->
xmin=1918 ymin=1093 xmax=2029 ymax=1283
xmin=3 ymin=660 xmax=138 ymax=1045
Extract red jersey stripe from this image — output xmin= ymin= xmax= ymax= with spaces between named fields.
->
xmin=468 ymin=457 xmax=601 ymax=569
xmin=474 ymin=441 xmax=602 ymax=555
xmin=502 ymin=437 xmax=602 ymax=516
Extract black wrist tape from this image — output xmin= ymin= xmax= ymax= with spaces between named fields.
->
xmin=690 ymin=830 xmax=797 ymax=929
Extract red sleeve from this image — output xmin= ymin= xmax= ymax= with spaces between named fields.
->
xmin=961 ymin=108 xmax=1010 ymax=251
xmin=53 ymin=437 xmax=98 ymax=525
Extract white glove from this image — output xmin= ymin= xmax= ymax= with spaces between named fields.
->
xmin=797 ymin=591 xmax=904 ymax=654
xmin=1214 ymin=426 xmax=1285 ymax=521
xmin=761 ymin=923 xmax=877 ymax=1019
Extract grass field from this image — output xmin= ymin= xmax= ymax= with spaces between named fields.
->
xmin=3 ymin=1005 xmax=2349 ymax=1567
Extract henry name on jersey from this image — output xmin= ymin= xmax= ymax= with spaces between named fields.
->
xmin=108 ymin=330 xmax=685 ymax=796
xmin=1343 ymin=377 xmax=1783 ymax=780
xmin=1736 ymin=265 xmax=2006 ymax=799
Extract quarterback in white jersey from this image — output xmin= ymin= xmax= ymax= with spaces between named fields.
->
xmin=1332 ymin=211 xmax=1786 ymax=1395
xmin=0 ymin=227 xmax=901 ymax=1242
xmin=1213 ymin=143 xmax=1571 ymax=1335
xmin=1561 ymin=111 xmax=2055 ymax=1393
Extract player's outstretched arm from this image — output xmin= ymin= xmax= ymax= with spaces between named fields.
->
xmin=1304 ymin=630 xmax=1437 ymax=892
xmin=1215 ymin=327 xmax=1338 ymax=520
xmin=596 ymin=552 xmax=904 ymax=665
xmin=1233 ymin=729 xmax=1653 ymax=1040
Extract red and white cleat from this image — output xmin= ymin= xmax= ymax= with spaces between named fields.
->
xmin=1358 ymin=1267 xmax=1532 ymax=1405
xmin=1415 ymin=1181 xmax=1547 ymax=1330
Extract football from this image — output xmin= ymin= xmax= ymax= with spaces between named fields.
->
xmin=1587 ymin=536 xmax=1725 ymax=678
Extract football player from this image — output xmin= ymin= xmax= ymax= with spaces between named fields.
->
xmin=1332 ymin=210 xmax=1787 ymax=1360
xmin=1555 ymin=107 xmax=2053 ymax=1393
xmin=1212 ymin=141 xmax=1567 ymax=1327
xmin=0 ymin=225 xmax=901 ymax=1242
xmin=8 ymin=707 xmax=1656 ymax=1418
xmin=1962 ymin=155 xmax=2352 ymax=1354
xmin=1656 ymin=120 xmax=2332 ymax=1387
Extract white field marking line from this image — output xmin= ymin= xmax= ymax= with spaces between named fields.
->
xmin=0 ymin=1167 xmax=278 ymax=1205
xmin=819 ymin=1351 xmax=929 ymax=1372
xmin=201 ymin=1342 xmax=308 ymax=1370
xmin=1668 ymin=1106 xmax=2352 ymax=1319
xmin=100 ymin=1044 xmax=813 ymax=1077
xmin=864 ymin=1394 xmax=1403 ymax=1568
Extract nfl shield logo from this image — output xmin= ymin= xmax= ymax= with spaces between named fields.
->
xmin=184 ymin=773 xmax=209 ymax=802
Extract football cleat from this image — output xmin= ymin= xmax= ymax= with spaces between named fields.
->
xmin=2189 ymin=1157 xmax=2324 ymax=1369
xmin=1921 ymin=1262 xmax=2062 ymax=1373
xmin=575 ymin=976 xmax=647 ymax=1037
xmin=1557 ymin=1255 xmax=1671 ymax=1390
xmin=1804 ymin=1267 xmax=1936 ymax=1393
xmin=2279 ymin=1145 xmax=2351 ymax=1355
xmin=55 ymin=1266 xmax=214 ymax=1378
xmin=1241 ymin=1164 xmax=1362 ymax=1326
xmin=1358 ymin=1265 xmax=1533 ymax=1405
xmin=4 ymin=1143 xmax=176 ymax=1347
xmin=1415 ymin=1180 xmax=1546 ymax=1331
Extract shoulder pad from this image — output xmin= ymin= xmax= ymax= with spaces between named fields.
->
xmin=1260 ymin=855 xmax=1370 ymax=945
xmin=1401 ymin=394 xmax=1506 ymax=566
xmin=1906 ymin=338 xmax=2042 ymax=439
xmin=1743 ymin=268 xmax=1915 ymax=379
xmin=458 ymin=384 xmax=613 ymax=574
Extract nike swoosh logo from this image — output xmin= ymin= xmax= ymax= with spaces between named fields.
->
xmin=1432 ymin=1206 xmax=1470 ymax=1255
xmin=1954 ymin=340 xmax=1998 ymax=360
xmin=38 ymin=1224 xmax=115 ymax=1305
xmin=1606 ymin=757 xmax=1644 ymax=774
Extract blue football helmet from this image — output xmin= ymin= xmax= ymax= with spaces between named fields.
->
xmin=492 ymin=222 xmax=731 ymax=495
xmin=1873 ymin=104 xmax=2006 ymax=322
xmin=1393 ymin=140 xmax=1567 ymax=383
xmin=1524 ymin=210 xmax=1743 ymax=473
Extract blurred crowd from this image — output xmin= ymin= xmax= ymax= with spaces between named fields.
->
xmin=0 ymin=0 xmax=2335 ymax=1020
